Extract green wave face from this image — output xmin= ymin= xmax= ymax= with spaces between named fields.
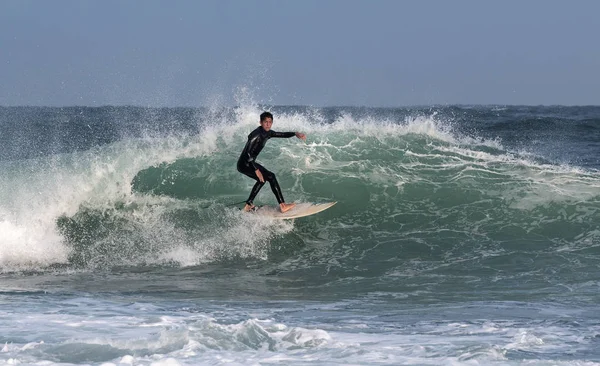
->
xmin=60 ymin=113 xmax=600 ymax=281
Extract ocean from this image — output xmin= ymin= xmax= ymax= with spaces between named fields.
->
xmin=1 ymin=104 xmax=599 ymax=365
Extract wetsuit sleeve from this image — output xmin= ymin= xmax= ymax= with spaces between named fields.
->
xmin=269 ymin=130 xmax=296 ymax=138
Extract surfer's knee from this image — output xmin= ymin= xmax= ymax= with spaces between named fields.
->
xmin=263 ymin=171 xmax=276 ymax=182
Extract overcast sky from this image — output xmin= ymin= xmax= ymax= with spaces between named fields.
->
xmin=1 ymin=0 xmax=599 ymax=107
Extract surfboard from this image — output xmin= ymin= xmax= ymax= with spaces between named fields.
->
xmin=252 ymin=202 xmax=336 ymax=220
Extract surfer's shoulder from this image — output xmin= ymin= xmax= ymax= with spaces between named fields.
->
xmin=248 ymin=126 xmax=263 ymax=138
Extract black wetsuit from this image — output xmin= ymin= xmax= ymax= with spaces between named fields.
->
xmin=237 ymin=126 xmax=295 ymax=205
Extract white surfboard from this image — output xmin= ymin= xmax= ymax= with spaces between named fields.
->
xmin=252 ymin=202 xmax=336 ymax=220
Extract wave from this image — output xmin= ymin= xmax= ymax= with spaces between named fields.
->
xmin=1 ymin=105 xmax=599 ymax=275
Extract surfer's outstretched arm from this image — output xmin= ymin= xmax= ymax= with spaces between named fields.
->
xmin=269 ymin=131 xmax=307 ymax=141
xmin=269 ymin=130 xmax=294 ymax=138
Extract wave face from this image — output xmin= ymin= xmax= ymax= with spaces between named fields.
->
xmin=1 ymin=105 xmax=599 ymax=302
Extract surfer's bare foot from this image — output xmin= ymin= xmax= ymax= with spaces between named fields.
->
xmin=279 ymin=202 xmax=296 ymax=213
xmin=244 ymin=203 xmax=256 ymax=212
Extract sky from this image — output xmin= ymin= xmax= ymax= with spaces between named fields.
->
xmin=1 ymin=0 xmax=599 ymax=107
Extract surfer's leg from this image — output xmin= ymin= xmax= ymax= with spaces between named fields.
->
xmin=246 ymin=180 xmax=264 ymax=206
xmin=262 ymin=168 xmax=296 ymax=213
xmin=261 ymin=169 xmax=284 ymax=204
xmin=238 ymin=162 xmax=264 ymax=209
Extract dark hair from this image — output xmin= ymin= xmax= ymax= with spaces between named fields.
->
xmin=260 ymin=111 xmax=273 ymax=122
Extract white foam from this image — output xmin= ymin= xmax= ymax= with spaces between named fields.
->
xmin=0 ymin=217 xmax=67 ymax=271
xmin=149 ymin=358 xmax=181 ymax=366
xmin=3 ymin=297 xmax=600 ymax=366
xmin=0 ymin=130 xmax=222 ymax=272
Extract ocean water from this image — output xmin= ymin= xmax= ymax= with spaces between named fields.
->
xmin=1 ymin=104 xmax=599 ymax=365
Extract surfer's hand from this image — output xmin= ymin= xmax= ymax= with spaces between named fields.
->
xmin=255 ymin=169 xmax=265 ymax=183
xmin=296 ymin=132 xmax=306 ymax=141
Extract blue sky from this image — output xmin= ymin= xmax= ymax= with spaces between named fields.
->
xmin=1 ymin=0 xmax=599 ymax=107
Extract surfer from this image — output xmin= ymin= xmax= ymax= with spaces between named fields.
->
xmin=237 ymin=111 xmax=306 ymax=213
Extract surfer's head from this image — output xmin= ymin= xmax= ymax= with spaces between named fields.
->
xmin=260 ymin=111 xmax=273 ymax=131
